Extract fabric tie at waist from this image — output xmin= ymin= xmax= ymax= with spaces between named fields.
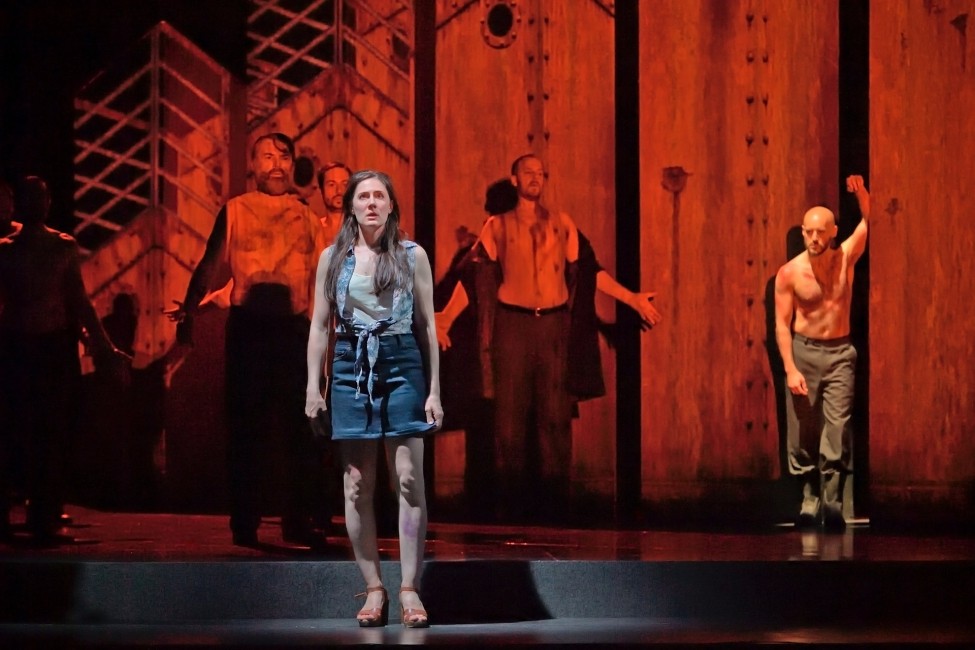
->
xmin=343 ymin=319 xmax=394 ymax=404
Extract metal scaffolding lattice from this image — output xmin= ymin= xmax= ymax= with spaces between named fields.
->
xmin=247 ymin=0 xmax=413 ymax=127
xmin=73 ymin=22 xmax=232 ymax=255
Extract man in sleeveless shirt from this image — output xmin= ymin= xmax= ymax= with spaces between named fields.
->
xmin=170 ymin=133 xmax=330 ymax=548
xmin=773 ymin=175 xmax=869 ymax=531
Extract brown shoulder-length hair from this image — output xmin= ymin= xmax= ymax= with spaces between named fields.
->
xmin=323 ymin=170 xmax=411 ymax=303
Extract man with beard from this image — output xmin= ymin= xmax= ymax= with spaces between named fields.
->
xmin=774 ymin=174 xmax=870 ymax=531
xmin=472 ymin=154 xmax=663 ymax=522
xmin=316 ymin=162 xmax=351 ymax=246
xmin=170 ymin=133 xmax=329 ymax=548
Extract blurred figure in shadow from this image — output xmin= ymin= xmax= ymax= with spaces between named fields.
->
xmin=99 ymin=292 xmax=167 ymax=509
xmin=0 ymin=176 xmax=129 ymax=546
xmin=773 ymin=175 xmax=869 ymax=532
xmin=0 ymin=180 xmax=19 ymax=237
xmin=436 ymin=173 xmax=660 ymax=523
xmin=167 ymin=133 xmax=331 ymax=550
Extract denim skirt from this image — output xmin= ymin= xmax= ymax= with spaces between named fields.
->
xmin=330 ymin=333 xmax=436 ymax=440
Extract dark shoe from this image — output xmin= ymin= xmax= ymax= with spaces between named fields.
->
xmin=822 ymin=505 xmax=846 ymax=532
xmin=29 ymin=531 xmax=75 ymax=548
xmin=796 ymin=512 xmax=820 ymax=529
xmin=356 ymin=586 xmax=389 ymax=627
xmin=232 ymin=530 xmax=259 ymax=547
xmin=282 ymin=526 xmax=329 ymax=551
xmin=399 ymin=587 xmax=429 ymax=628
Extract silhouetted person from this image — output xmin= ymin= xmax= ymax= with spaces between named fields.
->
xmin=0 ymin=176 xmax=128 ymax=545
xmin=168 ymin=133 xmax=330 ymax=549
xmin=0 ymin=180 xmax=19 ymax=238
xmin=773 ymin=175 xmax=869 ymax=531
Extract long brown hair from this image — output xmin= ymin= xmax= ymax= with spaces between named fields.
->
xmin=323 ymin=170 xmax=411 ymax=303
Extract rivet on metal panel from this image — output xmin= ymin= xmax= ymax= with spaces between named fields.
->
xmin=745 ymin=132 xmax=755 ymax=146
xmin=528 ymin=92 xmax=535 ymax=102
xmin=746 ymin=380 xmax=753 ymax=389
xmin=527 ymin=132 xmax=534 ymax=142
xmin=746 ymin=50 xmax=755 ymax=62
xmin=762 ymin=134 xmax=769 ymax=145
xmin=746 ymin=339 xmax=754 ymax=348
xmin=745 ymin=420 xmax=754 ymax=430
xmin=763 ymin=13 xmax=769 ymax=22
xmin=746 ymin=297 xmax=754 ymax=307
xmin=528 ymin=54 xmax=535 ymax=63
xmin=746 ymin=174 xmax=755 ymax=186
xmin=543 ymin=92 xmax=549 ymax=100
xmin=343 ymin=129 xmax=350 ymax=138
xmin=746 ymin=94 xmax=755 ymax=104
xmin=762 ymin=51 xmax=769 ymax=63
xmin=762 ymin=174 xmax=769 ymax=186
xmin=746 ymin=11 xmax=754 ymax=26
xmin=543 ymin=52 xmax=550 ymax=61
xmin=747 ymin=213 xmax=755 ymax=225
xmin=762 ymin=93 xmax=769 ymax=105
xmin=543 ymin=130 xmax=550 ymax=141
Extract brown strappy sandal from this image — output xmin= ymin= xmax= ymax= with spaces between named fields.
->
xmin=399 ymin=587 xmax=429 ymax=628
xmin=355 ymin=586 xmax=388 ymax=627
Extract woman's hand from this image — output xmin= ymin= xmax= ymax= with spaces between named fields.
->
xmin=305 ymin=389 xmax=328 ymax=418
xmin=425 ymin=394 xmax=444 ymax=430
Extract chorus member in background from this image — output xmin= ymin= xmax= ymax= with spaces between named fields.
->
xmin=168 ymin=133 xmax=329 ymax=549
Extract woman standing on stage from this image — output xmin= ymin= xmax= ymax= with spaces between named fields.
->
xmin=305 ymin=170 xmax=442 ymax=628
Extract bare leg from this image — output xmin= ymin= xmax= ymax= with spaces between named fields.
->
xmin=385 ymin=436 xmax=427 ymax=617
xmin=341 ymin=440 xmax=385 ymax=612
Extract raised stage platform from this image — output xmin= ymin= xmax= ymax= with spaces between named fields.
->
xmin=2 ymin=505 xmax=974 ymax=647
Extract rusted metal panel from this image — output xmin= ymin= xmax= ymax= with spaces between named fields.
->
xmin=640 ymin=1 xmax=839 ymax=500
xmin=870 ymin=0 xmax=975 ymax=515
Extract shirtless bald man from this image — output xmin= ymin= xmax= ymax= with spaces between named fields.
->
xmin=774 ymin=175 xmax=869 ymax=530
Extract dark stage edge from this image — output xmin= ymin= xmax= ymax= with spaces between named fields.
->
xmin=2 ymin=507 xmax=975 ymax=647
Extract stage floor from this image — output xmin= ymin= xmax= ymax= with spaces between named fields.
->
xmin=2 ymin=504 xmax=974 ymax=562
xmin=3 ymin=506 xmax=975 ymax=647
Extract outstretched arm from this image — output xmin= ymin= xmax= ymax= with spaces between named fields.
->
xmin=167 ymin=206 xmax=228 ymax=344
xmin=596 ymin=270 xmax=661 ymax=328
xmin=66 ymin=242 xmax=130 ymax=375
xmin=842 ymin=174 xmax=869 ymax=264
xmin=435 ymin=280 xmax=469 ymax=350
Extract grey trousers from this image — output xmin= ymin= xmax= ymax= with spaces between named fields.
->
xmin=785 ymin=334 xmax=857 ymax=514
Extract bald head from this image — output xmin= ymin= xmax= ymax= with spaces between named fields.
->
xmin=800 ymin=206 xmax=838 ymax=257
